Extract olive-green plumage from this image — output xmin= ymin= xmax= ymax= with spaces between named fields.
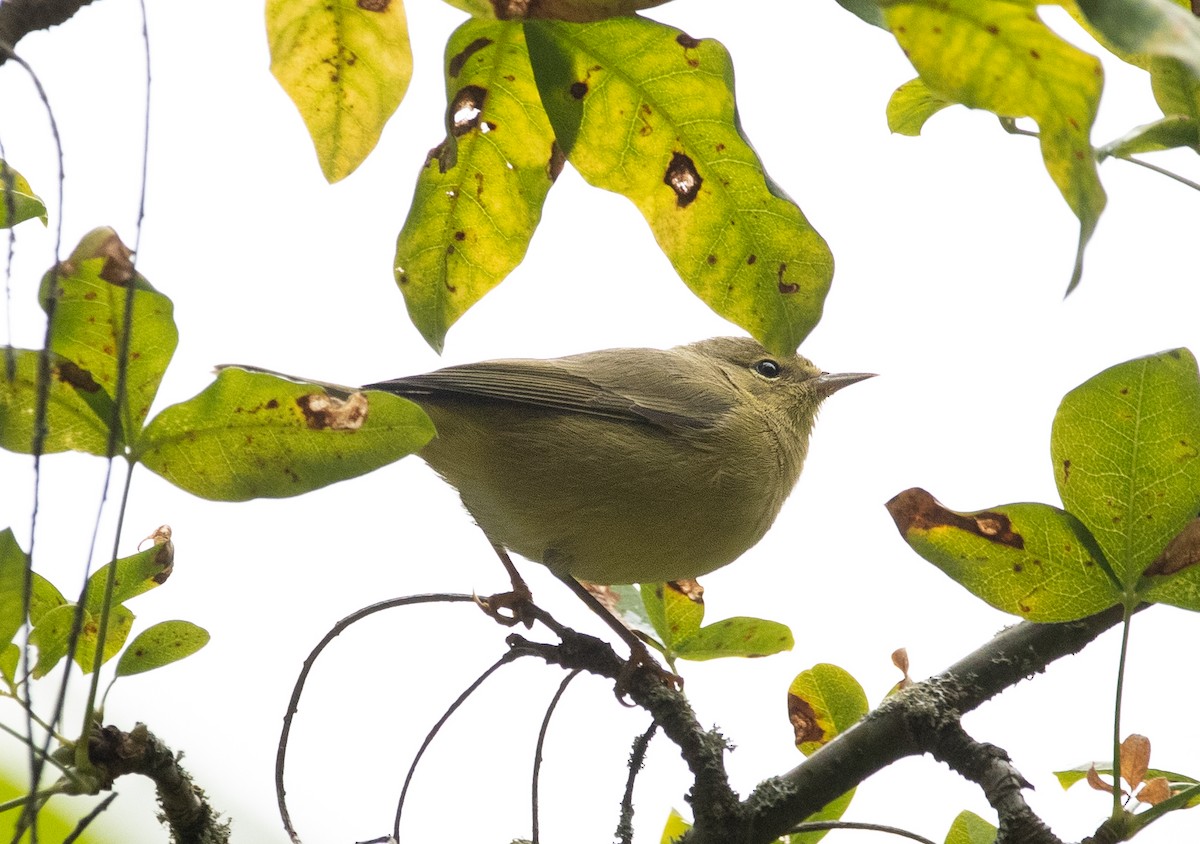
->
xmin=366 ymin=337 xmax=871 ymax=585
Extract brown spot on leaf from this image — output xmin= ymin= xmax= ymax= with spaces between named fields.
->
xmin=357 ymin=0 xmax=389 ymax=9
xmin=664 ymin=152 xmax=702 ymax=207
xmin=1144 ymin=517 xmax=1200 ymax=576
xmin=454 ymin=230 xmax=466 ymax=241
xmin=666 ymin=579 xmax=704 ymax=604
xmin=706 ymin=254 xmax=717 ymax=266
xmin=266 ymin=399 xmax=279 ymax=409
xmin=55 ymin=360 xmax=101 ymax=393
xmin=986 ymin=23 xmax=1000 ymax=34
xmin=1062 ymin=459 xmax=1071 ymax=483
xmin=746 ymin=254 xmax=756 ymax=265
xmin=548 ymin=142 xmax=565 ymax=182
xmin=1030 ymin=48 xmax=1040 ymax=59
xmin=450 ymin=85 xmax=487 ymax=137
xmin=297 ymin=391 xmax=369 ymax=431
xmin=788 ymin=694 xmax=824 ymax=746
xmin=448 ymin=36 xmax=493 ymax=78
xmin=446 ymin=244 xmax=456 ymax=256
xmin=676 ymin=32 xmax=701 ymax=49
xmin=570 ymin=81 xmax=588 ymax=100
xmin=886 ymin=488 xmax=1025 ymax=549
xmin=1119 ymin=386 xmax=1129 ymax=395
xmin=777 ymin=263 xmax=799 ymax=294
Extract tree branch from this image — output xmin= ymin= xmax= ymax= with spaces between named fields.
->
xmin=88 ymin=722 xmax=229 ymax=844
xmin=0 ymin=0 xmax=99 ymax=61
xmin=687 ymin=605 xmax=1128 ymax=844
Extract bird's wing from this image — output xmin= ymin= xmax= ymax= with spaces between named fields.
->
xmin=365 ymin=348 xmax=734 ymax=429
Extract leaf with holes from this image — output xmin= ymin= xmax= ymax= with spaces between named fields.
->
xmin=880 ymin=0 xmax=1107 ymax=293
xmin=1051 ymin=349 xmax=1200 ymax=591
xmin=0 ymin=161 xmax=47 ymax=228
xmin=0 ymin=348 xmax=117 ymax=456
xmin=395 ymin=20 xmax=558 ymax=352
xmin=525 ymin=17 xmax=832 ymax=356
xmin=116 ymin=621 xmax=210 ymax=677
xmin=38 ymin=228 xmax=177 ymax=444
xmin=267 ymin=0 xmax=412 ymax=182
xmin=886 ymin=489 xmax=1120 ymax=621
xmin=136 ymin=368 xmax=434 ymax=501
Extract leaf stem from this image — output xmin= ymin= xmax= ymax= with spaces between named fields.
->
xmin=1111 ymin=604 xmax=1135 ymax=818
xmin=1110 ymin=153 xmax=1200 ymax=192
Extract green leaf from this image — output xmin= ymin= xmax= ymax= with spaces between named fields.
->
xmin=1099 ymin=115 xmax=1200 ymax=159
xmin=1074 ymin=0 xmax=1200 ymax=130
xmin=944 ymin=810 xmax=997 ymax=844
xmin=28 ymin=603 xmax=134 ymax=677
xmin=0 ymin=161 xmax=48 ymax=227
xmin=1051 ymin=349 xmax=1200 ymax=590
xmin=137 ymin=368 xmax=435 ymax=501
xmin=672 ymin=616 xmax=793 ymax=661
xmin=886 ymin=489 xmax=1121 ymax=621
xmin=115 ymin=621 xmax=210 ymax=677
xmin=0 ymin=530 xmax=28 ymax=649
xmin=0 ymin=347 xmax=117 ymax=456
xmin=395 ymin=20 xmax=558 ymax=352
xmin=787 ymin=663 xmax=868 ymax=756
xmin=40 ymin=228 xmax=178 ymax=443
xmin=0 ymin=643 xmax=18 ymax=689
xmin=29 ymin=572 xmax=66 ymax=625
xmin=640 ymin=581 xmax=704 ymax=653
xmin=783 ymin=664 xmax=866 ymax=842
xmin=267 ymin=0 xmax=412 ymax=182
xmin=834 ymin=0 xmax=888 ymax=29
xmin=84 ymin=539 xmax=174 ymax=613
xmin=887 ymin=77 xmax=956 ymax=135
xmin=880 ymin=0 xmax=1107 ymax=294
xmin=525 ymin=18 xmax=832 ymax=355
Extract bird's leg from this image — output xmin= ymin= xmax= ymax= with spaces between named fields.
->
xmin=552 ymin=572 xmax=683 ymax=700
xmin=475 ymin=542 xmax=537 ymax=629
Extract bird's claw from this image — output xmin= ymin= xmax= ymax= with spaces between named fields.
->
xmin=474 ymin=585 xmax=536 ymax=629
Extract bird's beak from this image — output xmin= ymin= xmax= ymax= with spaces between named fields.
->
xmin=815 ymin=371 xmax=876 ymax=399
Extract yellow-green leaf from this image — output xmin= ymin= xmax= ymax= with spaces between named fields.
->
xmin=880 ymin=0 xmax=1107 ymax=293
xmin=944 ymin=810 xmax=997 ymax=844
xmin=84 ymin=539 xmax=174 ymax=613
xmin=136 ymin=368 xmax=435 ymax=501
xmin=39 ymin=227 xmax=178 ymax=442
xmin=395 ymin=20 xmax=557 ymax=352
xmin=525 ymin=18 xmax=832 ymax=355
xmin=0 ymin=530 xmax=28 ymax=649
xmin=1099 ymin=115 xmax=1199 ymax=159
xmin=787 ymin=663 xmax=868 ymax=756
xmin=673 ymin=616 xmax=793 ymax=661
xmin=29 ymin=603 xmax=133 ymax=677
xmin=267 ymin=0 xmax=412 ymax=182
xmin=0 ymin=347 xmax=116 ymax=456
xmin=640 ymin=581 xmax=704 ymax=653
xmin=1051 ymin=349 xmax=1200 ymax=590
xmin=887 ymin=77 xmax=956 ymax=135
xmin=115 ymin=621 xmax=209 ymax=677
xmin=886 ymin=489 xmax=1120 ymax=621
xmin=660 ymin=808 xmax=691 ymax=844
xmin=0 ymin=161 xmax=48 ymax=228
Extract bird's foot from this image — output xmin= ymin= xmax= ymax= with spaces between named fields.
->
xmin=474 ymin=583 xmax=536 ymax=629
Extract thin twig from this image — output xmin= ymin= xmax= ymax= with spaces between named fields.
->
xmin=787 ymin=820 xmax=937 ymax=844
xmin=615 ymin=722 xmax=658 ymax=844
xmin=392 ymin=651 xmax=522 ymax=841
xmin=275 ymin=593 xmax=476 ymax=844
xmin=1111 ymin=153 xmax=1200 ymax=192
xmin=531 ymin=669 xmax=582 ymax=844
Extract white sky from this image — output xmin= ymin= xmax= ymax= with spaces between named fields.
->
xmin=2 ymin=1 xmax=1199 ymax=843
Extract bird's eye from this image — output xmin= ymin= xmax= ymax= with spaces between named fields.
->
xmin=753 ymin=359 xmax=782 ymax=379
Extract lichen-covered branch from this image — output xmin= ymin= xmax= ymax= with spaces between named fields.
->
xmin=88 ymin=723 xmax=229 ymax=844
